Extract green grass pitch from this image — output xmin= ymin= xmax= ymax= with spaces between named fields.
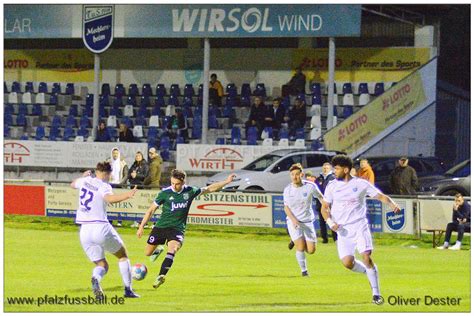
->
xmin=4 ymin=215 xmax=470 ymax=312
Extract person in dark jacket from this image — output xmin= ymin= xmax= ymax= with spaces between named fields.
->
xmin=95 ymin=121 xmax=111 ymax=142
xmin=127 ymin=151 xmax=149 ymax=188
xmin=284 ymin=67 xmax=306 ymax=96
xmin=313 ymin=163 xmax=337 ymax=243
xmin=389 ymin=157 xmax=418 ymax=195
xmin=437 ymin=193 xmax=471 ymax=250
xmin=264 ymin=97 xmax=288 ymax=138
xmin=245 ymin=96 xmax=267 ymax=139
xmin=289 ymin=98 xmax=307 ymax=137
xmin=119 ymin=123 xmax=135 ymax=142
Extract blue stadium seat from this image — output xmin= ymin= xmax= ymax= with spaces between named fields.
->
xmin=279 ymin=128 xmax=289 ymax=140
xmin=83 ymin=104 xmax=93 ymax=117
xmin=160 ymin=149 xmax=170 ymax=161
xmin=170 ymin=84 xmax=180 ymax=97
xmin=25 ymin=82 xmax=34 ymax=93
xmin=38 ymin=82 xmax=48 ymax=93
xmin=226 ymin=83 xmax=237 ymax=98
xmin=113 ymin=95 xmax=123 ymax=107
xmin=99 ymin=94 xmax=109 ymax=107
xmin=183 ymin=96 xmax=194 ymax=107
xmin=49 ymin=93 xmax=58 ymax=105
xmin=52 ymin=83 xmax=61 ymax=94
xmin=122 ymin=117 xmax=133 ymax=128
xmin=295 ymin=128 xmax=305 ymax=140
xmin=215 ymin=137 xmax=225 ymax=145
xmin=155 ymin=95 xmax=165 ymax=108
xmin=12 ymin=81 xmax=21 ymax=93
xmin=151 ymin=105 xmax=161 ymax=116
xmin=140 ymin=95 xmax=150 ymax=107
xmin=127 ymin=95 xmax=137 ymax=106
xmin=184 ymin=84 xmax=194 ymax=98
xmin=99 ymin=104 xmax=106 ymax=118
xmin=5 ymin=103 xmax=14 ymax=115
xmin=18 ymin=103 xmax=28 ymax=115
xmin=52 ymin=115 xmax=62 ymax=128
xmin=32 ymin=103 xmax=43 ymax=116
xmin=66 ymin=115 xmax=76 ymax=128
xmin=310 ymin=83 xmax=321 ymax=96
xmin=101 ymin=83 xmax=111 ymax=96
xmin=128 ymin=84 xmax=139 ymax=97
xmin=231 ymin=127 xmax=241 ymax=145
xmin=358 ymin=83 xmax=369 ymax=94
xmin=168 ymin=94 xmax=179 ymax=106
xmin=156 ymin=84 xmax=166 ymax=97
xmin=223 ymin=104 xmax=235 ymax=118
xmin=35 ymin=126 xmax=45 ymax=140
xmin=80 ymin=115 xmax=90 ymax=128
xmin=4 ymin=124 xmax=10 ymax=138
xmin=342 ymin=83 xmax=353 ymax=94
xmin=191 ymin=124 xmax=202 ymax=139
xmin=135 ymin=115 xmax=147 ymax=126
xmin=4 ymin=113 xmax=13 ymax=126
xmin=342 ymin=106 xmax=353 ymax=118
xmin=208 ymin=114 xmax=218 ymax=129
xmin=253 ymin=83 xmax=266 ymax=98
xmin=77 ymin=126 xmax=89 ymax=138
xmin=107 ymin=126 xmax=117 ymax=139
xmin=311 ymin=94 xmax=322 ymax=105
xmin=241 ymin=83 xmax=251 ymax=98
xmin=281 ymin=97 xmax=291 ymax=111
xmin=162 ymin=116 xmax=172 ymax=129
xmin=115 ymin=84 xmax=125 ymax=97
xmin=20 ymin=133 xmax=29 ymax=140
xmin=247 ymin=127 xmax=258 ymax=145
xmin=176 ymin=135 xmax=185 ymax=147
xmin=48 ymin=126 xmax=60 ymax=141
xmin=263 ymin=127 xmax=273 ymax=139
xmin=160 ymin=136 xmax=171 ymax=150
xmin=148 ymin=126 xmax=158 ymax=139
xmin=240 ymin=95 xmax=250 ymax=107
xmin=86 ymin=94 xmax=94 ymax=107
xmin=63 ymin=126 xmax=75 ymax=141
xmin=296 ymin=93 xmax=306 ymax=103
xmin=374 ymin=82 xmax=384 ymax=96
xmin=198 ymin=84 xmax=203 ymax=97
xmin=65 ymin=83 xmax=75 ymax=95
xmin=16 ymin=114 xmax=27 ymax=127
xmin=109 ymin=105 xmax=120 ymax=117
xmin=137 ymin=106 xmax=148 ymax=118
xmin=142 ymin=84 xmax=152 ymax=97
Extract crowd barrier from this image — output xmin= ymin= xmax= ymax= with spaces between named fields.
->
xmin=6 ymin=182 xmax=466 ymax=235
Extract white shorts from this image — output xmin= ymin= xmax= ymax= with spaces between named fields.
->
xmin=287 ymin=219 xmax=317 ymax=243
xmin=79 ymin=223 xmax=124 ymax=262
xmin=336 ymin=219 xmax=373 ymax=259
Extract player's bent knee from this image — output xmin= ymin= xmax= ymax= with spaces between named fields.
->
xmin=341 ymin=257 xmax=354 ymax=269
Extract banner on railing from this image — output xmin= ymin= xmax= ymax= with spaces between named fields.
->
xmin=3 ymin=140 xmax=146 ymax=169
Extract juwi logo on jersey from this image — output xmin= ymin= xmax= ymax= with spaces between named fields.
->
xmin=171 ymin=202 xmax=188 ymax=212
xmin=385 ymin=208 xmax=405 ymax=232
xmin=83 ymin=5 xmax=114 ymax=54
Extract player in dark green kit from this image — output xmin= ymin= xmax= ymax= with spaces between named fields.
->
xmin=137 ymin=169 xmax=236 ymax=288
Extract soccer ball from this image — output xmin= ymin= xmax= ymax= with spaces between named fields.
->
xmin=131 ymin=263 xmax=148 ymax=281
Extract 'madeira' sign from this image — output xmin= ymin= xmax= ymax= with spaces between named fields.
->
xmin=83 ymin=5 xmax=114 ymax=54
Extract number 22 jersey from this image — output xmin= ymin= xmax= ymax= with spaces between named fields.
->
xmin=74 ymin=176 xmax=113 ymax=224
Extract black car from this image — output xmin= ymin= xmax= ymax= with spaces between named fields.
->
xmin=420 ymin=159 xmax=470 ymax=196
xmin=354 ymin=156 xmax=447 ymax=194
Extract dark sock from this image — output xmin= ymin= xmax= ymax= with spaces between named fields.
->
xmin=159 ymin=252 xmax=175 ymax=276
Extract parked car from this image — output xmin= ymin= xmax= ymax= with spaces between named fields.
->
xmin=206 ymin=149 xmax=340 ymax=192
xmin=354 ymin=156 xmax=447 ymax=194
xmin=419 ymin=159 xmax=470 ymax=196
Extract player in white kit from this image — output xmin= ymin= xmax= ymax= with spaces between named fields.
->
xmin=71 ymin=161 xmax=139 ymax=300
xmin=283 ymin=163 xmax=323 ymax=277
xmin=321 ymin=155 xmax=400 ymax=305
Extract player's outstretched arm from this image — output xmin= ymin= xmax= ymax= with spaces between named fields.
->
xmin=70 ymin=170 xmax=92 ymax=188
xmin=375 ymin=193 xmax=400 ymax=213
xmin=104 ymin=185 xmax=138 ymax=204
xmin=201 ymin=173 xmax=236 ymax=195
xmin=321 ymin=200 xmax=338 ymax=231
xmin=137 ymin=204 xmax=158 ymax=238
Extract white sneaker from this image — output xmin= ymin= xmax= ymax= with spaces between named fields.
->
xmin=449 ymin=244 xmax=461 ymax=250
xmin=130 ymin=221 xmax=139 ymax=228
xmin=436 ymin=245 xmax=448 ymax=250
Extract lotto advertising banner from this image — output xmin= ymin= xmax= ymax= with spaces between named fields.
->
xmin=293 ymin=47 xmax=431 ymax=82
xmin=324 ymin=58 xmax=437 ymax=156
xmin=3 ymin=140 xmax=146 ymax=169
xmin=176 ymin=144 xmax=300 ymax=172
xmin=4 ymin=49 xmax=95 ymax=82
xmin=45 ymin=186 xmax=274 ymax=227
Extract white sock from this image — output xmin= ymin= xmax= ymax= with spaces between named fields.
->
xmin=455 ymin=241 xmax=462 ymax=246
xmin=366 ymin=264 xmax=381 ymax=296
xmin=295 ymin=251 xmax=307 ymax=272
xmin=118 ymin=259 xmax=132 ymax=288
xmin=443 ymin=241 xmax=449 ymax=247
xmin=92 ymin=266 xmax=106 ymax=282
xmin=351 ymin=259 xmax=366 ymax=274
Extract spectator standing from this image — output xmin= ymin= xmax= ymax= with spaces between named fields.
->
xmin=106 ymin=147 xmax=129 ymax=227
xmin=314 ymin=163 xmax=337 ymax=243
xmin=357 ymin=159 xmax=375 ymax=184
xmin=389 ymin=157 xmax=418 ymax=195
xmin=289 ymin=98 xmax=307 ymax=137
xmin=245 ymin=96 xmax=267 ymax=138
xmin=209 ymin=73 xmax=224 ymax=107
xmin=144 ymin=147 xmax=163 ymax=188
xmin=283 ymin=67 xmax=306 ymax=97
xmin=96 ymin=121 xmax=111 ymax=142
xmin=437 ymin=194 xmax=471 ymax=250
xmin=119 ymin=123 xmax=135 ymax=142
xmin=128 ymin=151 xmax=150 ymax=188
